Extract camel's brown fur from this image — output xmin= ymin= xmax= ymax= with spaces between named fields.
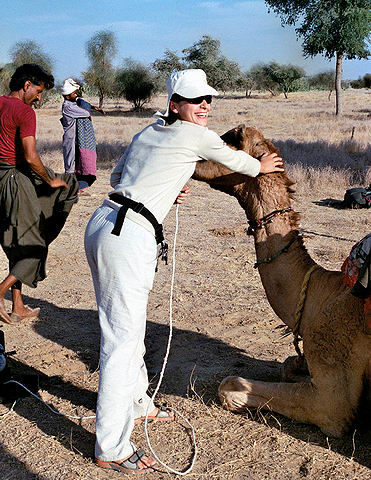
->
xmin=193 ymin=124 xmax=371 ymax=437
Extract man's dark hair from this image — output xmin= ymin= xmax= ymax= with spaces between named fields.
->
xmin=9 ymin=63 xmax=54 ymax=91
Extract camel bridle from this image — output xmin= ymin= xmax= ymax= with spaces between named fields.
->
xmin=247 ymin=206 xmax=293 ymax=235
xmin=247 ymin=207 xmax=295 ymax=269
xmin=247 ymin=205 xmax=321 ymax=362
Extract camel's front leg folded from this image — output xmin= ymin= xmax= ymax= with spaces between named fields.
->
xmin=218 ymin=376 xmax=353 ymax=437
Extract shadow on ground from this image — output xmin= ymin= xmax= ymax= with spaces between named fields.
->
xmin=1 ymin=295 xmax=370 ymax=470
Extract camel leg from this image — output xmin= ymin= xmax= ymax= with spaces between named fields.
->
xmin=280 ymin=355 xmax=310 ymax=383
xmin=218 ymin=376 xmax=356 ymax=437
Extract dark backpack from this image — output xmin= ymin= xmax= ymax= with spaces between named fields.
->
xmin=343 ymin=187 xmax=371 ymax=209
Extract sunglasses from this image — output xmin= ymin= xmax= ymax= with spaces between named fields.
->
xmin=180 ymin=95 xmax=212 ymax=105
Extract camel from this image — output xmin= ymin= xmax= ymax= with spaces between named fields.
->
xmin=193 ymin=124 xmax=371 ymax=437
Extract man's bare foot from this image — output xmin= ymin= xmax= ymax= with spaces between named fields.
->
xmin=10 ymin=305 xmax=40 ymax=322
xmin=0 ymin=297 xmax=12 ymax=324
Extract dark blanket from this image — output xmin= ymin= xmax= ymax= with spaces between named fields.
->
xmin=0 ymin=163 xmax=78 ymax=288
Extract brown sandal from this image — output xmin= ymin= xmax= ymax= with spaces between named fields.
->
xmin=134 ymin=405 xmax=175 ymax=425
xmin=95 ymin=449 xmax=156 ymax=474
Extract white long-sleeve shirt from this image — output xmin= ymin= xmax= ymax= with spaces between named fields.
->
xmin=106 ymin=119 xmax=260 ymax=235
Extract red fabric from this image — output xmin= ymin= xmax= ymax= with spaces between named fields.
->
xmin=0 ymin=96 xmax=36 ymax=165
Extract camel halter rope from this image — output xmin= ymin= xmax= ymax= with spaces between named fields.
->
xmin=246 ymin=206 xmax=321 ymax=359
xmin=292 ymin=264 xmax=321 ymax=359
xmin=246 ymin=207 xmax=295 ymax=268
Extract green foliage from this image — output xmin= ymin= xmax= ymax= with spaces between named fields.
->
xmin=181 ymin=35 xmax=244 ymax=92
xmin=9 ymin=40 xmax=54 ymax=72
xmin=116 ymin=59 xmax=156 ymax=110
xmin=5 ymin=40 xmax=55 ymax=106
xmin=350 ymin=72 xmax=371 ymax=88
xmin=265 ymin=0 xmax=371 ymax=60
xmin=248 ymin=63 xmax=280 ymax=95
xmin=264 ymin=0 xmax=370 ymax=114
xmin=83 ymin=30 xmax=118 ymax=108
xmin=0 ymin=63 xmax=14 ymax=95
xmin=267 ymin=62 xmax=306 ymax=97
xmin=309 ymin=70 xmax=335 ymax=89
xmin=152 ymin=49 xmax=186 ymax=88
xmin=247 ymin=61 xmax=306 ymax=97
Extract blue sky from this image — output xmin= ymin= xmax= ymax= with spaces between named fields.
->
xmin=1 ymin=0 xmax=369 ymax=82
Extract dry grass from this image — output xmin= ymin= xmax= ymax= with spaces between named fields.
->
xmin=0 ymin=88 xmax=370 ymax=480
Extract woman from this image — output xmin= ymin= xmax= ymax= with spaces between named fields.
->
xmin=84 ymin=69 xmax=283 ymax=474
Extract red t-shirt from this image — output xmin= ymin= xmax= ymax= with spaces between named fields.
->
xmin=0 ymin=96 xmax=36 ymax=165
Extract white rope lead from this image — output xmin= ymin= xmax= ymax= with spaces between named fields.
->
xmin=2 ymin=380 xmax=95 ymax=420
xmin=144 ymin=204 xmax=197 ymax=475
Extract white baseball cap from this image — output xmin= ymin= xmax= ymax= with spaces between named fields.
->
xmin=61 ymin=78 xmax=80 ymax=96
xmin=158 ymin=69 xmax=219 ymax=118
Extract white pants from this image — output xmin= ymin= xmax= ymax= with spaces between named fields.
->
xmin=84 ymin=204 xmax=157 ymax=461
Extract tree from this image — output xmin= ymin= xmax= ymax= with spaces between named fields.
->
xmin=9 ymin=40 xmax=54 ymax=72
xmin=152 ymin=49 xmax=186 ymax=89
xmin=116 ymin=59 xmax=156 ymax=110
xmin=309 ymin=70 xmax=335 ymax=99
xmin=265 ymin=62 xmax=306 ymax=98
xmin=241 ymin=72 xmax=257 ymax=97
xmin=7 ymin=40 xmax=54 ymax=105
xmin=83 ymin=30 xmax=118 ymax=108
xmin=182 ymin=35 xmax=244 ymax=92
xmin=264 ymin=0 xmax=371 ymax=115
xmin=0 ymin=64 xmax=14 ymax=95
xmin=248 ymin=63 xmax=280 ymax=96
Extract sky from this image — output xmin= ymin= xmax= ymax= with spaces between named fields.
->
xmin=1 ymin=0 xmax=369 ymax=83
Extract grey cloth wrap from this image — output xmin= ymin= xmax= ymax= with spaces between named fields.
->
xmin=0 ymin=163 xmax=78 ymax=288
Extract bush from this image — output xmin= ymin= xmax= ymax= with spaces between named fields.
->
xmin=116 ymin=59 xmax=156 ymax=110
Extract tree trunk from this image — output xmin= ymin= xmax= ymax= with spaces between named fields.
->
xmin=335 ymin=52 xmax=343 ymax=116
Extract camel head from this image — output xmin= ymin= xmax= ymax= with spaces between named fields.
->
xmin=220 ymin=124 xmax=279 ymax=159
xmin=193 ymin=124 xmax=295 ymax=222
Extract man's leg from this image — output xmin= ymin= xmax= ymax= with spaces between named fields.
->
xmin=0 ymin=275 xmax=19 ymax=323
xmin=10 ymin=280 xmax=40 ymax=319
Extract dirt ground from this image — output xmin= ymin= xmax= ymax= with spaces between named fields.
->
xmin=0 ymin=147 xmax=370 ymax=477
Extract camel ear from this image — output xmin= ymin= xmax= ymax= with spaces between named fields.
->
xmin=221 ymin=124 xmax=246 ymax=149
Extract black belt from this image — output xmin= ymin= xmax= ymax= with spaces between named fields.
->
xmin=109 ymin=193 xmax=168 ymax=264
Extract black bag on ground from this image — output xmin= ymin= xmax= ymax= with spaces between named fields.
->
xmin=343 ymin=187 xmax=371 ymax=209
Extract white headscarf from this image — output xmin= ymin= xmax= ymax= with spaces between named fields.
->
xmin=61 ymin=78 xmax=80 ymax=96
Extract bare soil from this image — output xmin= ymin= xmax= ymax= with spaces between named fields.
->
xmin=0 ymin=93 xmax=370 ymax=479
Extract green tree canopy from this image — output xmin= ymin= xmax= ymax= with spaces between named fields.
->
xmin=152 ymin=49 xmax=186 ymax=78
xmin=83 ymin=30 xmax=118 ymax=108
xmin=266 ymin=62 xmax=306 ymax=98
xmin=9 ymin=40 xmax=54 ymax=73
xmin=182 ymin=35 xmax=244 ymax=92
xmin=264 ymin=0 xmax=371 ymax=114
xmin=116 ymin=58 xmax=156 ymax=110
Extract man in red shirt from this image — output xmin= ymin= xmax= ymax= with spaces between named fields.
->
xmin=0 ymin=64 xmax=78 ymax=324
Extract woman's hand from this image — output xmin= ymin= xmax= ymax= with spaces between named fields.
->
xmin=175 ymin=185 xmax=192 ymax=204
xmin=259 ymin=153 xmax=284 ymax=174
